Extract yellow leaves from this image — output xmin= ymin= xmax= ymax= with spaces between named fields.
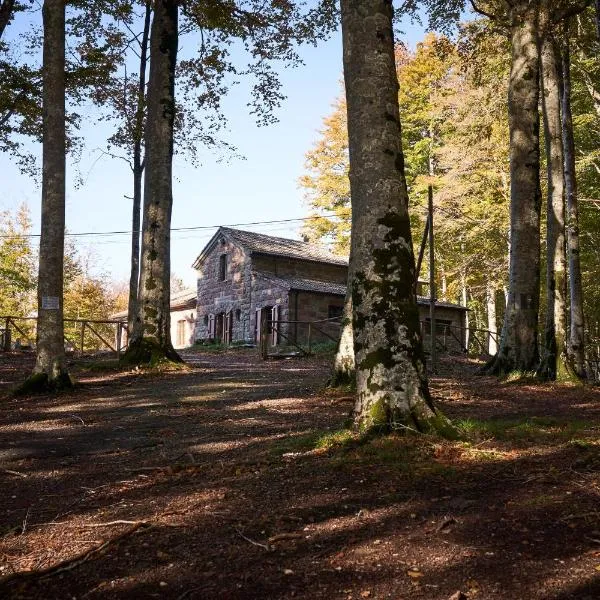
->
xmin=466 ymin=578 xmax=480 ymax=595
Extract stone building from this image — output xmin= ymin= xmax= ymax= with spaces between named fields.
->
xmin=192 ymin=227 xmax=468 ymax=350
xmin=193 ymin=227 xmax=348 ymax=346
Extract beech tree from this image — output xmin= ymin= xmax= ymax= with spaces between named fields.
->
xmin=22 ymin=0 xmax=71 ymax=391
xmin=0 ymin=0 xmax=15 ymax=40
xmin=122 ymin=0 xmax=338 ymax=364
xmin=561 ymin=24 xmax=587 ymax=378
xmin=539 ymin=9 xmax=570 ymax=380
xmin=122 ymin=0 xmax=180 ymax=364
xmin=477 ymin=2 xmax=542 ymax=374
xmin=340 ymin=0 xmax=452 ymax=434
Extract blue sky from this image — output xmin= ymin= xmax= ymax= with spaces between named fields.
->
xmin=1 ymin=6 xmax=429 ymax=288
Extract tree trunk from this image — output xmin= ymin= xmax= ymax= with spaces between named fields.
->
xmin=340 ymin=0 xmax=452 ymax=436
xmin=461 ymin=275 xmax=469 ymax=351
xmin=561 ymin=27 xmax=586 ymax=378
xmin=486 ymin=282 xmax=498 ymax=356
xmin=539 ymin=30 xmax=571 ymax=381
xmin=331 ymin=290 xmax=355 ymax=386
xmin=21 ymin=0 xmax=71 ymax=392
xmin=486 ymin=3 xmax=542 ymax=376
xmin=127 ymin=0 xmax=151 ymax=340
xmin=123 ymin=0 xmax=181 ymax=365
xmin=0 ymin=0 xmax=15 ymax=40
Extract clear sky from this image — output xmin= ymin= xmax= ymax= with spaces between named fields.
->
xmin=1 ymin=6 xmax=429 ymax=289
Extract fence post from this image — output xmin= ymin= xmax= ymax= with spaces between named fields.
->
xmin=80 ymin=321 xmax=86 ymax=354
xmin=308 ymin=322 xmax=312 ymax=355
xmin=116 ymin=322 xmax=122 ymax=360
xmin=3 ymin=317 xmax=11 ymax=351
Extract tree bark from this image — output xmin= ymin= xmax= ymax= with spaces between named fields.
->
xmin=486 ymin=282 xmax=498 ymax=356
xmin=340 ymin=0 xmax=452 ymax=436
xmin=561 ymin=26 xmax=586 ymax=378
xmin=539 ymin=29 xmax=571 ymax=381
xmin=486 ymin=2 xmax=542 ymax=375
xmin=331 ymin=290 xmax=355 ymax=386
xmin=461 ymin=273 xmax=469 ymax=352
xmin=0 ymin=0 xmax=15 ymax=40
xmin=127 ymin=0 xmax=151 ymax=341
xmin=123 ymin=0 xmax=181 ymax=365
xmin=25 ymin=0 xmax=71 ymax=391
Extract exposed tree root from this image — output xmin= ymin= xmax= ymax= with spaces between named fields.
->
xmin=353 ymin=395 xmax=457 ymax=440
xmin=13 ymin=371 xmax=73 ymax=397
xmin=120 ymin=337 xmax=183 ymax=368
xmin=328 ymin=364 xmax=355 ymax=388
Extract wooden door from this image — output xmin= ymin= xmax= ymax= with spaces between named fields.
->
xmin=176 ymin=320 xmax=186 ymax=347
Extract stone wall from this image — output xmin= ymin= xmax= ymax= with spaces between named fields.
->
xmin=288 ymin=291 xmax=344 ymax=345
xmin=253 ymin=255 xmax=348 ymax=284
xmin=193 ymin=236 xmax=467 ymax=351
xmin=195 ymin=237 xmax=252 ymax=343
xmin=194 ymin=239 xmax=349 ymax=345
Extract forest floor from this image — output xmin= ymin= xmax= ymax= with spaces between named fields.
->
xmin=0 ymin=348 xmax=599 ymax=600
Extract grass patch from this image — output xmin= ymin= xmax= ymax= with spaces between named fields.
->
xmin=308 ymin=341 xmax=338 ymax=356
xmin=270 ymin=427 xmax=360 ymax=457
xmin=501 ymin=370 xmax=539 ymax=384
xmin=76 ymin=358 xmax=123 ymax=372
xmin=269 ymin=431 xmax=324 ymax=456
xmin=568 ymin=438 xmax=600 ymax=450
xmin=315 ymin=429 xmax=357 ymax=450
xmin=455 ymin=417 xmax=589 ymax=443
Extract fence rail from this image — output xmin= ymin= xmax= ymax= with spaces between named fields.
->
xmin=258 ymin=315 xmax=343 ymax=359
xmin=0 ymin=316 xmax=128 ymax=358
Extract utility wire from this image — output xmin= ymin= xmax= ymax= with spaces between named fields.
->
xmin=0 ymin=213 xmax=344 ymax=240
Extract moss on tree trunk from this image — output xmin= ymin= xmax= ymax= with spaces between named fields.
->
xmin=484 ymin=2 xmax=542 ymax=376
xmin=23 ymin=0 xmax=71 ymax=392
xmin=124 ymin=0 xmax=181 ymax=367
xmin=340 ymin=0 xmax=454 ymax=438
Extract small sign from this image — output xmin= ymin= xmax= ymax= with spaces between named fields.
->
xmin=42 ymin=296 xmax=60 ymax=310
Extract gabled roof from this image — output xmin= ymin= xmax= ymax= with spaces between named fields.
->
xmin=111 ymin=288 xmax=196 ymax=320
xmin=170 ymin=288 xmax=197 ymax=311
xmin=192 ymin=227 xmax=348 ymax=269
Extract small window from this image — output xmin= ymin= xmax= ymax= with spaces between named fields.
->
xmin=235 ymin=309 xmax=241 ymax=321
xmin=219 ymin=254 xmax=227 ymax=281
xmin=425 ymin=318 xmax=452 ymax=334
xmin=203 ymin=315 xmax=209 ymax=326
xmin=328 ymin=305 xmax=344 ymax=320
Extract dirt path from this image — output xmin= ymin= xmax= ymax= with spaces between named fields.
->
xmin=0 ymin=350 xmax=599 ymax=599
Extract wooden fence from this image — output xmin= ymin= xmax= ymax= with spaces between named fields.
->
xmin=259 ymin=315 xmax=342 ymax=359
xmin=256 ymin=315 xmax=502 ymax=360
xmin=0 ymin=316 xmax=128 ymax=358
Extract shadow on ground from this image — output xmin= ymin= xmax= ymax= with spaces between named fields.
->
xmin=0 ymin=349 xmax=599 ymax=599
